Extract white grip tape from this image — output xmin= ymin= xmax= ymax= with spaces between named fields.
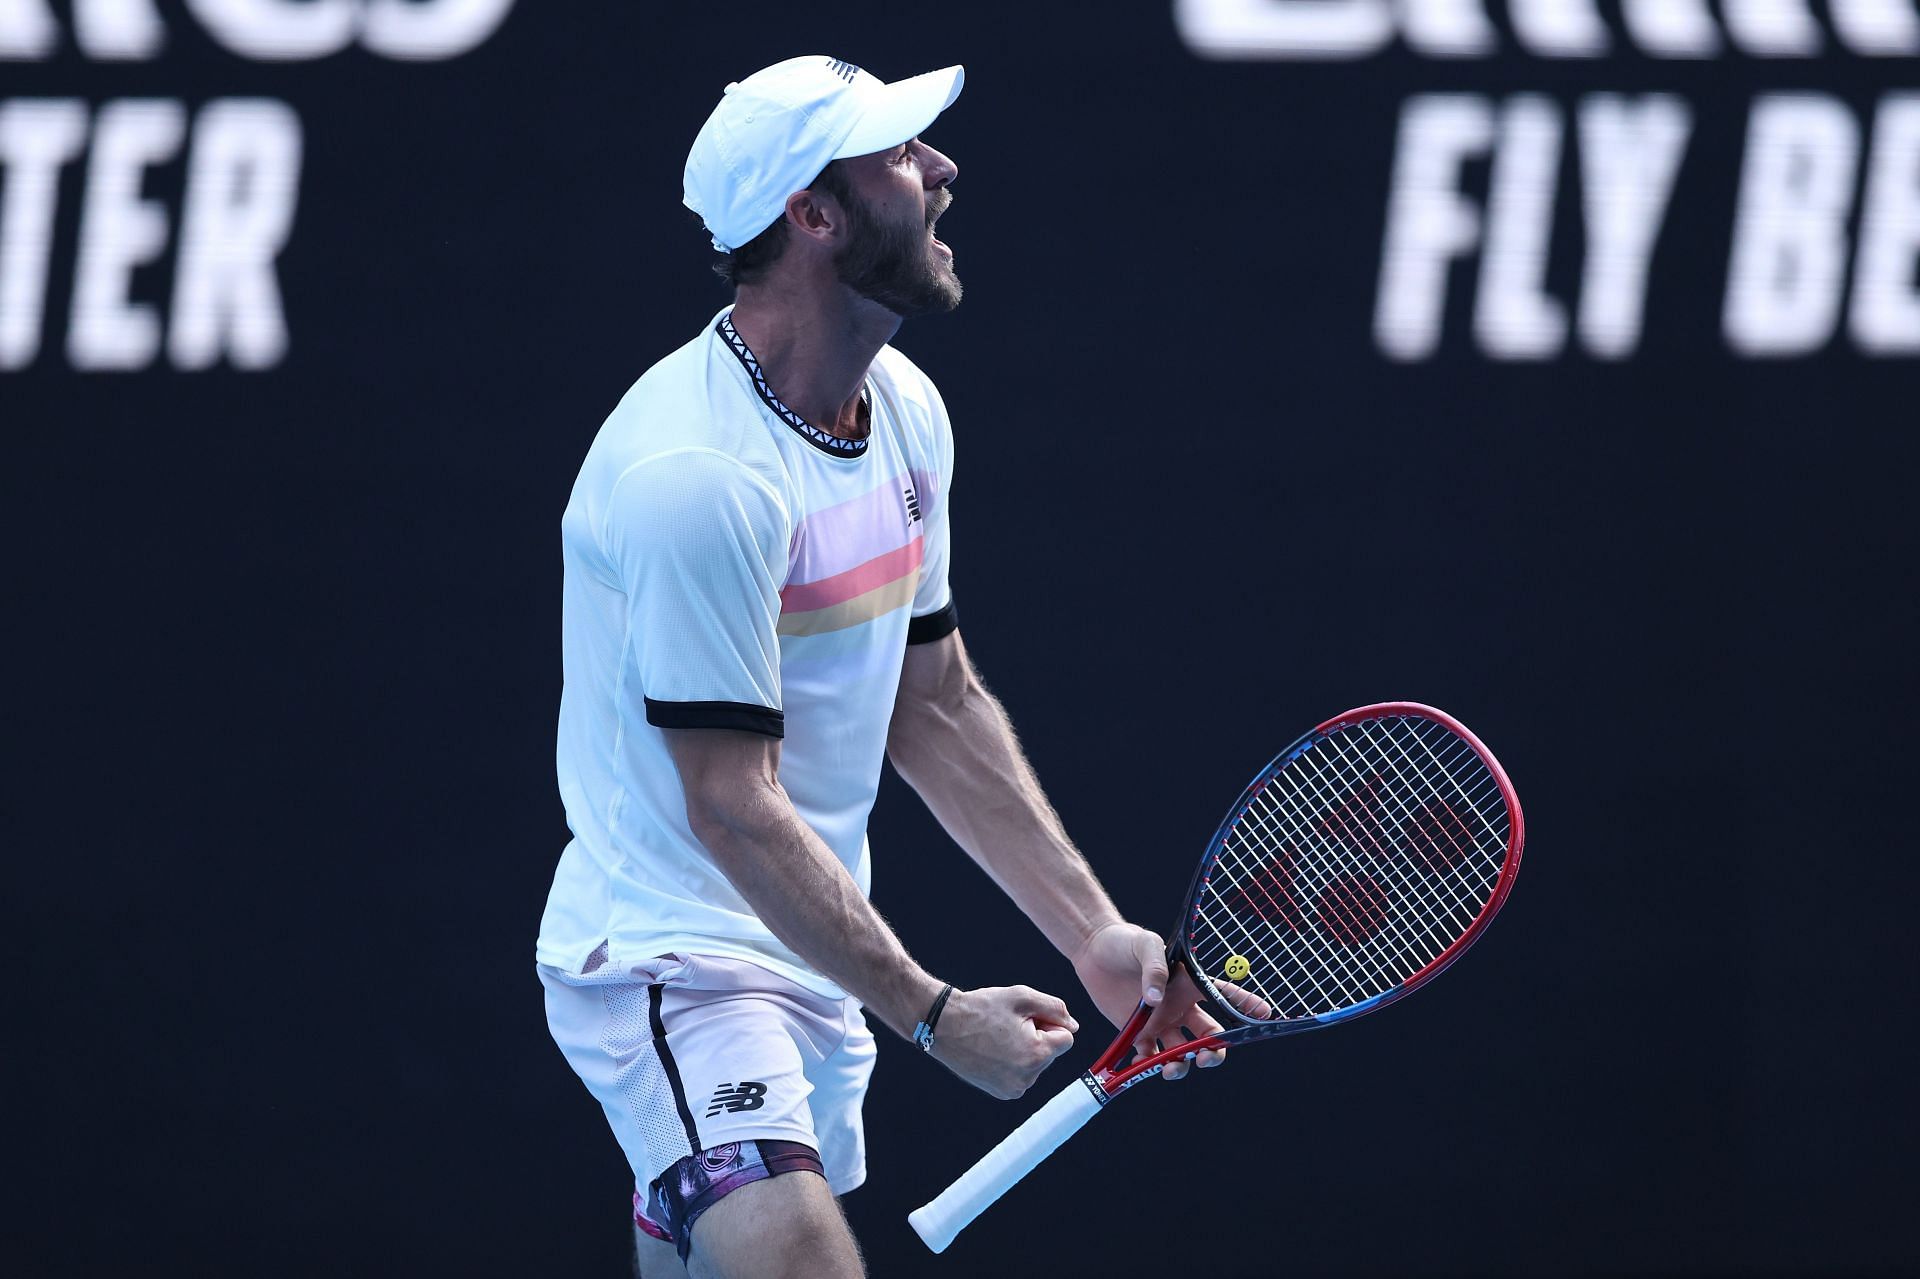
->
xmin=908 ymin=1077 xmax=1104 ymax=1253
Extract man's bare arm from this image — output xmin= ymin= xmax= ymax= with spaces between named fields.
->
xmin=885 ymin=630 xmax=1232 ymax=1077
xmin=663 ymin=726 xmax=1079 ymax=1099
xmin=884 ymin=630 xmax=1124 ymax=956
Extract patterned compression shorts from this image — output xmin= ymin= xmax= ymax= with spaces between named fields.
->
xmin=637 ymin=1139 xmax=825 ymax=1261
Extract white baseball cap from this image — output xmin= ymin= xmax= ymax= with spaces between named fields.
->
xmin=684 ymin=56 xmax=964 ymax=253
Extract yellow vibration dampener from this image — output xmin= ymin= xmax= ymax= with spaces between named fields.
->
xmin=1223 ymin=955 xmax=1251 ymax=982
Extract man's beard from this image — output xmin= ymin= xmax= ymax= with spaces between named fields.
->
xmin=833 ymin=188 xmax=962 ymax=318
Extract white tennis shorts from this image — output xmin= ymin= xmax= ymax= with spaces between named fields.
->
xmin=538 ymin=947 xmax=877 ymax=1197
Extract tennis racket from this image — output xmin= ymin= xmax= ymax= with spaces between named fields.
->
xmin=908 ymin=702 xmax=1525 ymax=1253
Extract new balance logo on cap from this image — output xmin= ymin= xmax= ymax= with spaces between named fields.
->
xmin=705 ymin=1081 xmax=768 ymax=1116
xmin=825 ymin=58 xmax=859 ymax=83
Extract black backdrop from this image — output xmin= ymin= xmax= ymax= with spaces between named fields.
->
xmin=6 ymin=3 xmax=1916 ymax=1275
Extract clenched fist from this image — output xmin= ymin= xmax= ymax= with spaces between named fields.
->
xmin=928 ymin=985 xmax=1079 ymax=1099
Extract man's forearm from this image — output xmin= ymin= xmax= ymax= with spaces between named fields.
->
xmin=887 ymin=675 xmax=1123 ymax=957
xmin=690 ymin=778 xmax=943 ymax=1039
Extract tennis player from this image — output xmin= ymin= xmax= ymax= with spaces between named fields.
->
xmin=536 ymin=56 xmax=1233 ymax=1278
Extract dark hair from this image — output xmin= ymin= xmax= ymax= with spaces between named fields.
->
xmin=711 ymin=161 xmax=858 ymax=287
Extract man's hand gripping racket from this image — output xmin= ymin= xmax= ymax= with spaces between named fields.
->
xmin=909 ymin=703 xmax=1526 ymax=1252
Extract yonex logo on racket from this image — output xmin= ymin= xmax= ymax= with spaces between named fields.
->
xmin=705 ymin=1081 xmax=768 ymax=1116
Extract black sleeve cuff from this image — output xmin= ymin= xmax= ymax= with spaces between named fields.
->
xmin=643 ymin=698 xmax=785 ymax=738
xmin=906 ymin=600 xmax=959 ymax=645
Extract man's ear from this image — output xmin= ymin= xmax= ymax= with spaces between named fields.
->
xmin=784 ymin=186 xmax=839 ymax=247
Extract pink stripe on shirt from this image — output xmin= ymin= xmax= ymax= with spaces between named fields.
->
xmin=780 ymin=538 xmax=924 ymax=614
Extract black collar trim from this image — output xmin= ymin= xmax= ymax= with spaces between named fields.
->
xmin=716 ymin=313 xmax=869 ymax=460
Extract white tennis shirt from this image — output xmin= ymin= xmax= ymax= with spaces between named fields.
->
xmin=537 ymin=307 xmax=957 ymax=998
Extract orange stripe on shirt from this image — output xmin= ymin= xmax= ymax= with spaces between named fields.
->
xmin=777 ymin=571 xmax=920 ymax=638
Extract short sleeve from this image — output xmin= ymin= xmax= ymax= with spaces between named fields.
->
xmin=907 ymin=377 xmax=958 ymax=644
xmin=602 ymin=447 xmax=790 ymax=737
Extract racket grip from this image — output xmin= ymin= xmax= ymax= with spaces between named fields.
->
xmin=908 ymin=1077 xmax=1104 ymax=1253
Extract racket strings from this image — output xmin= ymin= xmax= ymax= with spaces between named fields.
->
xmin=1236 ymin=792 xmax=1432 ymax=1001
xmin=1245 ymin=721 xmax=1504 ymax=998
xmin=1200 ymin=752 xmax=1493 ymax=1016
xmin=1254 ymin=724 xmax=1502 ymax=994
xmin=1207 ymin=761 xmax=1470 ymax=1010
xmin=1188 ymin=715 xmax=1511 ymax=1021
xmin=1310 ymin=727 xmax=1499 ymax=943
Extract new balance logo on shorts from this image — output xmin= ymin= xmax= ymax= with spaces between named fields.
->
xmin=705 ymin=1081 xmax=768 ymax=1116
xmin=825 ymin=58 xmax=859 ymax=83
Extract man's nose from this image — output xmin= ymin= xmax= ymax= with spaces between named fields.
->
xmin=921 ymin=143 xmax=959 ymax=189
